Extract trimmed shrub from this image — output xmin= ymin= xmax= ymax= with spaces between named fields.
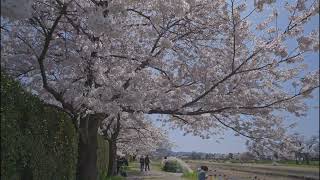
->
xmin=161 ymin=157 xmax=193 ymax=174
xmin=162 ymin=160 xmax=181 ymax=173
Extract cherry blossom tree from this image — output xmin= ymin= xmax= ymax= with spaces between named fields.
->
xmin=1 ymin=0 xmax=319 ymax=179
xmin=291 ymin=134 xmax=319 ymax=164
xmin=247 ymin=134 xmax=319 ymax=163
xmin=116 ymin=114 xmax=169 ymax=157
xmin=246 ymin=135 xmax=296 ymax=160
xmin=100 ymin=112 xmax=169 ymax=175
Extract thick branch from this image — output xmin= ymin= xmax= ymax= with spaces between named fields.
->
xmin=36 ymin=5 xmax=75 ymax=116
xmin=180 ymin=48 xmax=264 ymax=109
xmin=213 ymin=114 xmax=261 ymax=140
xmin=136 ymin=85 xmax=320 ymax=116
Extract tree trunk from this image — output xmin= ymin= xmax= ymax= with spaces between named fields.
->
xmin=19 ymin=159 xmax=33 ymax=180
xmin=106 ymin=114 xmax=121 ymax=177
xmin=76 ymin=115 xmax=100 ymax=180
xmin=107 ymin=139 xmax=118 ymax=176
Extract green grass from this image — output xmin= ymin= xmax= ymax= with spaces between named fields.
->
xmin=278 ymin=160 xmax=319 ymax=166
xmin=104 ymin=176 xmax=125 ymax=180
xmin=182 ymin=171 xmax=198 ymax=180
xmin=214 ymin=159 xmax=320 ymax=167
xmin=126 ymin=162 xmax=141 ymax=176
xmin=279 ymin=162 xmax=320 ymax=168
xmin=151 ymin=160 xmax=163 ymax=171
xmin=253 ymin=160 xmax=320 ymax=168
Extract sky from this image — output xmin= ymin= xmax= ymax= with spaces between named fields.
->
xmin=162 ymin=90 xmax=319 ymax=154
xmin=152 ymin=1 xmax=320 ymax=154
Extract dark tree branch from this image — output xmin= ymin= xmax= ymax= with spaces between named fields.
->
xmin=36 ymin=5 xmax=75 ymax=117
xmin=212 ymin=114 xmax=261 ymax=140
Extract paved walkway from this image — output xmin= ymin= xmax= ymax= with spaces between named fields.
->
xmin=127 ymin=171 xmax=183 ymax=180
xmin=127 ymin=164 xmax=184 ymax=180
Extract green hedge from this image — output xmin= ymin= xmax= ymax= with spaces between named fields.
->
xmin=1 ymin=74 xmax=110 ymax=179
xmin=1 ymin=74 xmax=78 ymax=180
xmin=97 ymin=135 xmax=109 ymax=179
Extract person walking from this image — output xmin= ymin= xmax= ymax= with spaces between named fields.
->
xmin=116 ymin=156 xmax=122 ymax=175
xmin=139 ymin=155 xmax=145 ymax=172
xmin=144 ymin=155 xmax=150 ymax=171
xmin=198 ymin=165 xmax=208 ymax=180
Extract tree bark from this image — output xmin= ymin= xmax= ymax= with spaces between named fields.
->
xmin=76 ymin=115 xmax=100 ymax=180
xmin=107 ymin=138 xmax=118 ymax=176
xmin=19 ymin=159 xmax=33 ymax=180
xmin=105 ymin=114 xmax=121 ymax=177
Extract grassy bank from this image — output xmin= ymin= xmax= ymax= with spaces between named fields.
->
xmin=187 ymin=160 xmax=319 ymax=180
xmin=186 ymin=159 xmax=319 ymax=168
xmin=182 ymin=171 xmax=198 ymax=180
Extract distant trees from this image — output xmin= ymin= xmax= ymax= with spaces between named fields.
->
xmin=239 ymin=152 xmax=256 ymax=162
xmin=247 ymin=133 xmax=319 ymax=162
xmin=293 ymin=135 xmax=319 ymax=164
xmin=174 ymin=151 xmax=262 ymax=162
xmin=191 ymin=152 xmax=202 ymax=160
xmin=228 ymin=153 xmax=234 ymax=160
xmin=205 ymin=153 xmax=211 ymax=160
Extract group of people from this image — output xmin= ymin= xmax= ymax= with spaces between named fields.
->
xmin=116 ymin=156 xmax=129 ymax=176
xmin=139 ymin=155 xmax=150 ymax=172
xmin=117 ymin=154 xmax=208 ymax=179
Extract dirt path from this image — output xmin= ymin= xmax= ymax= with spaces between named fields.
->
xmin=127 ymin=163 xmax=184 ymax=180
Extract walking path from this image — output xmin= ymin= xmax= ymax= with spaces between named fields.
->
xmin=126 ymin=162 xmax=184 ymax=180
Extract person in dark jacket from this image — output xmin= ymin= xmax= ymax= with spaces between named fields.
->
xmin=116 ymin=156 xmax=121 ymax=175
xmin=123 ymin=157 xmax=129 ymax=166
xmin=139 ymin=156 xmax=145 ymax=172
xmin=144 ymin=155 xmax=150 ymax=171
xmin=118 ymin=156 xmax=129 ymax=177
xmin=198 ymin=165 xmax=208 ymax=180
